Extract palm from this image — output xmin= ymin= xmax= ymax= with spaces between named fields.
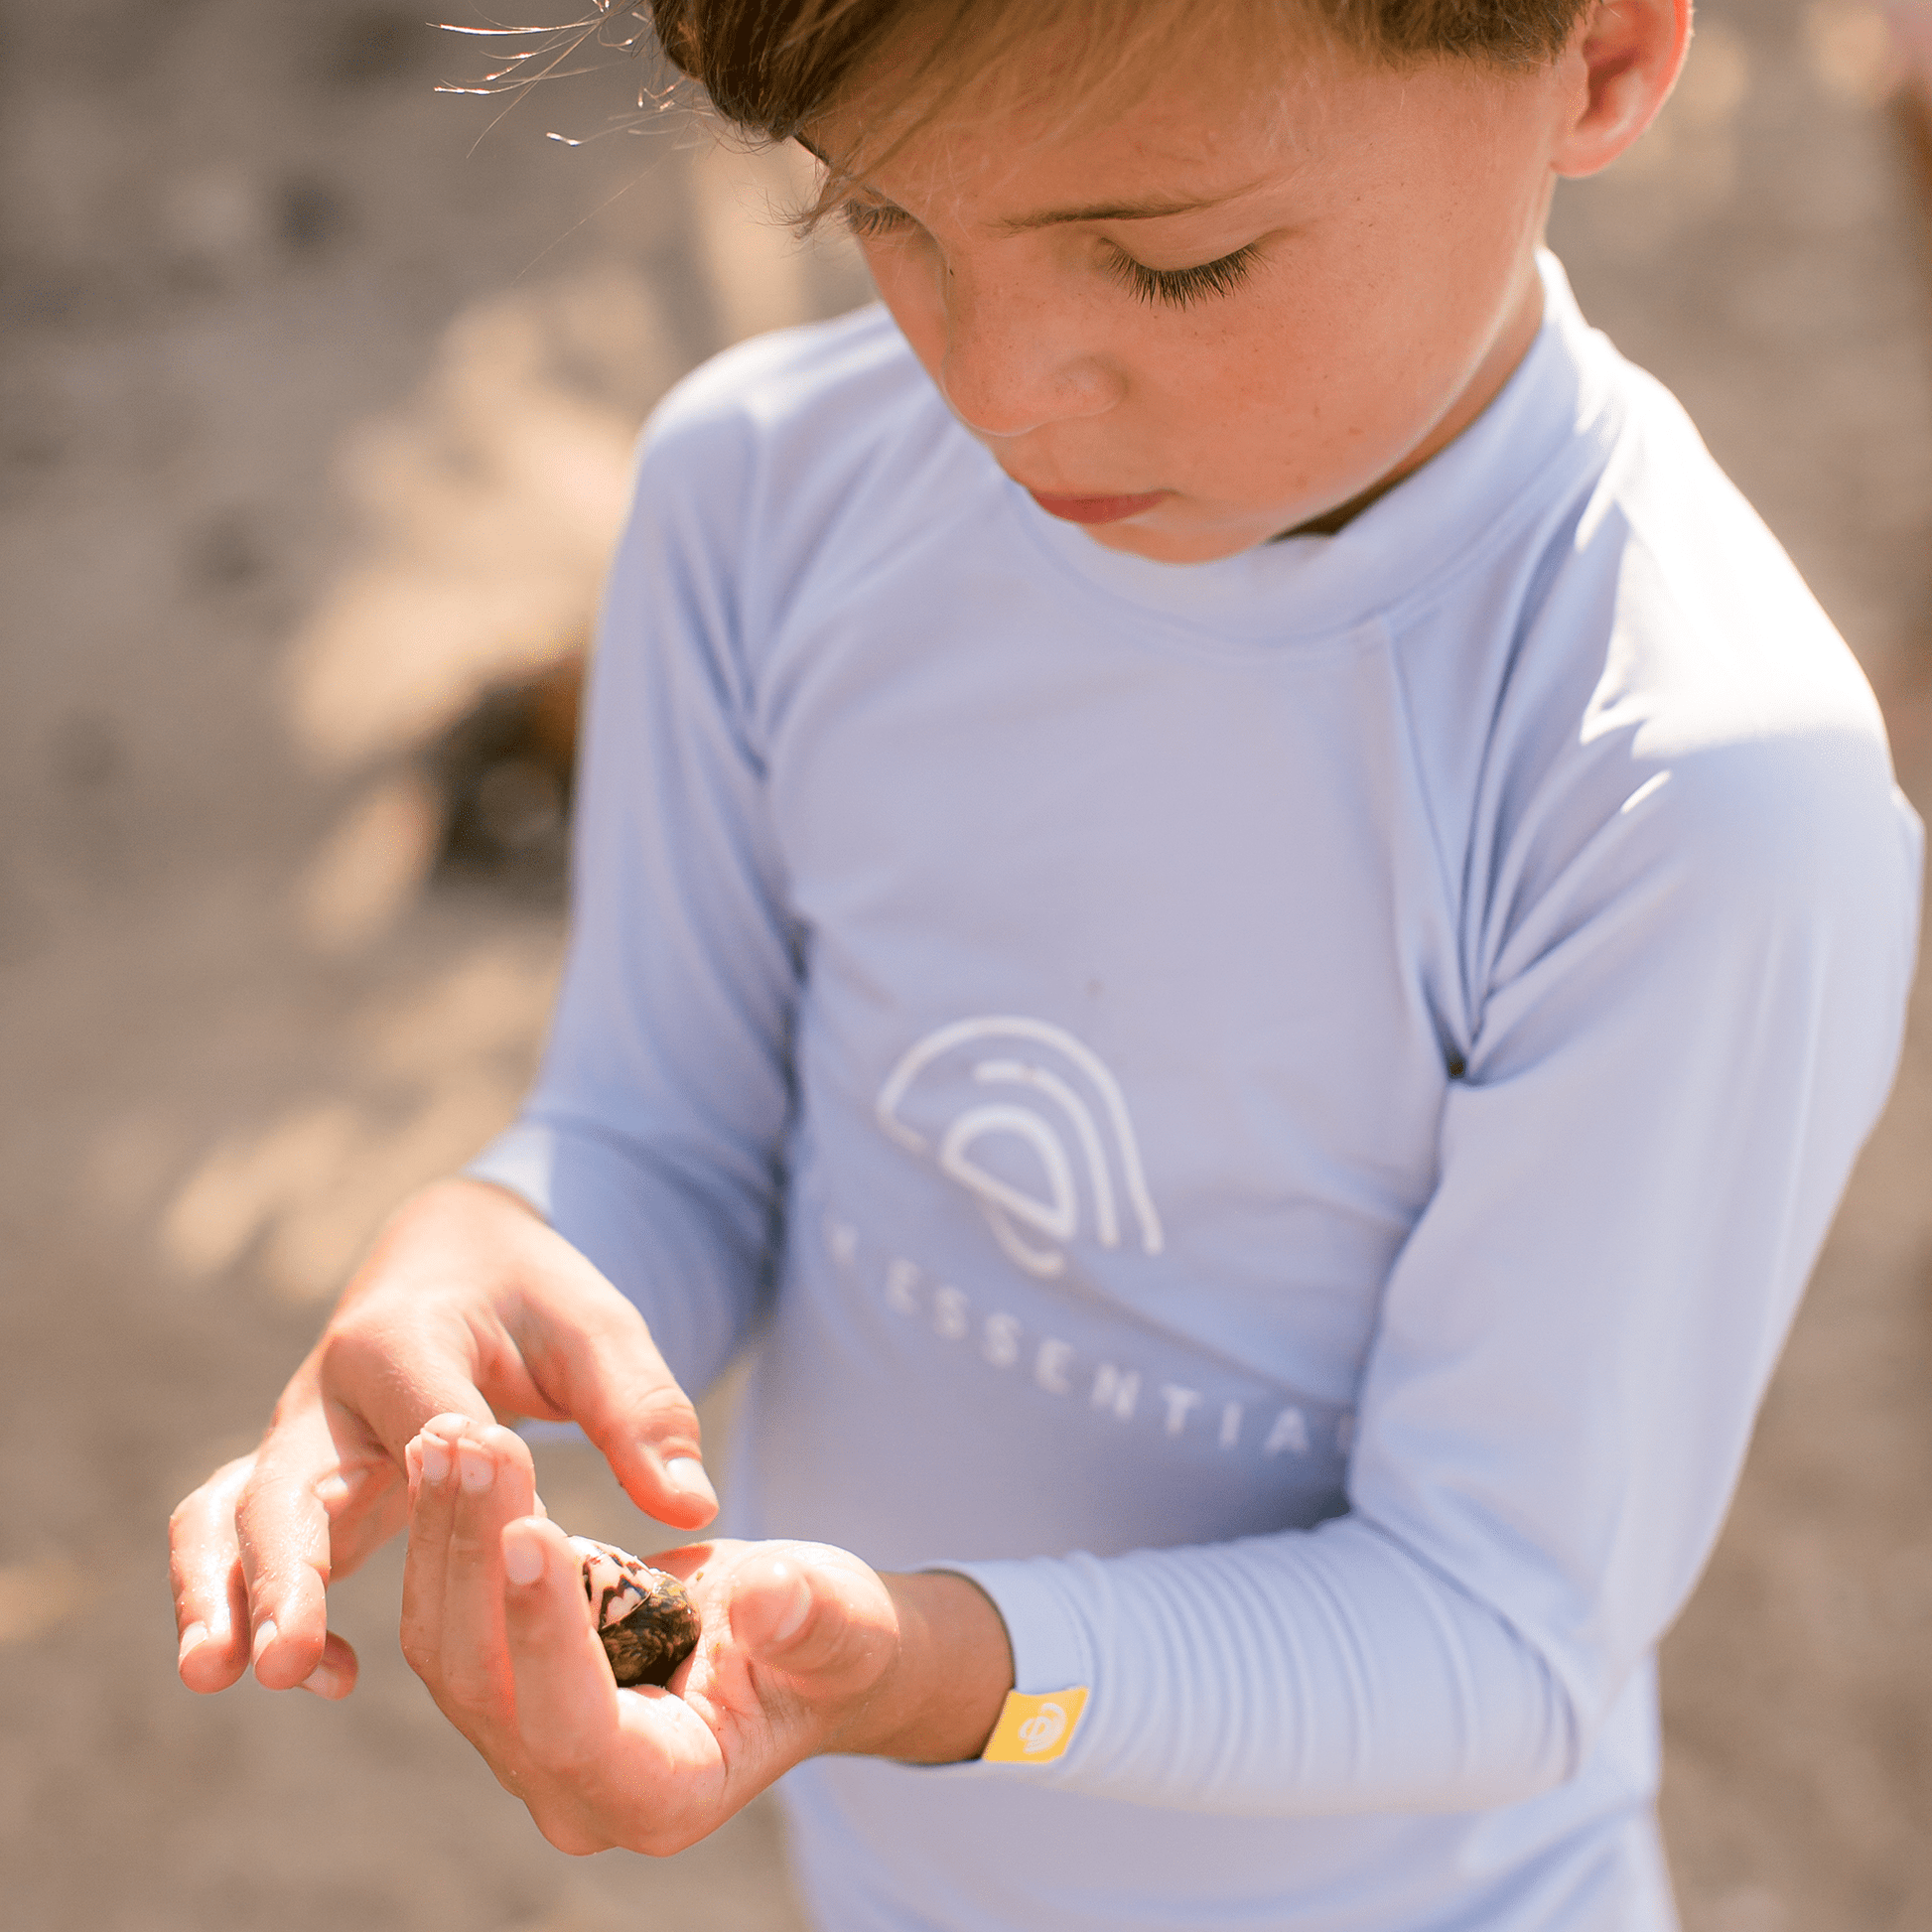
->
xmin=401 ymin=1419 xmax=897 ymax=1858
xmin=533 ymin=1547 xmax=818 ymax=1847
xmin=625 ymin=1541 xmax=889 ymax=1810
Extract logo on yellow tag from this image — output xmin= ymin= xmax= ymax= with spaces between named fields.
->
xmin=982 ymin=1687 xmax=1090 ymax=1764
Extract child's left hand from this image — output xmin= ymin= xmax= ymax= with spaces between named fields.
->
xmin=400 ymin=1417 xmax=1009 ymax=1855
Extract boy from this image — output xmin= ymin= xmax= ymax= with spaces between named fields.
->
xmin=169 ymin=2 xmax=1924 ymax=1927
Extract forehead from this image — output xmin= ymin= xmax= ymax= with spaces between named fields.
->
xmin=814 ymin=9 xmax=1344 ymax=210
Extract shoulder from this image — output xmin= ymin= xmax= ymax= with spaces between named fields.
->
xmin=1471 ymin=360 xmax=1918 ymax=962
xmin=614 ymin=306 xmax=973 ymax=632
xmin=637 ymin=304 xmax=945 ymax=499
xmin=1561 ymin=369 xmax=1888 ymax=794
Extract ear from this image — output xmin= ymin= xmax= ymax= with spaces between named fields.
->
xmin=1550 ymin=0 xmax=1696 ymax=180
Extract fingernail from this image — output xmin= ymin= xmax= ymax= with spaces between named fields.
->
xmin=178 ymin=1622 xmax=208 ymax=1667
xmin=420 ymin=1439 xmax=451 ymax=1485
xmin=251 ymin=1618 xmax=278 ymax=1666
xmin=299 ymin=1656 xmax=348 ymax=1700
xmin=502 ymin=1526 xmax=544 ymax=1587
xmin=664 ymin=1456 xmax=718 ymax=1508
xmin=318 ymin=1462 xmax=368 ymax=1506
xmin=458 ymin=1443 xmax=494 ymax=1493
xmin=769 ymin=1570 xmax=812 ymax=1646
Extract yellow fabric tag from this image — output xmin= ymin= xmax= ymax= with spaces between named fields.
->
xmin=981 ymin=1687 xmax=1090 ymax=1764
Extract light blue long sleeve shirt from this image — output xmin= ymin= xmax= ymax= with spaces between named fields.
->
xmin=473 ymin=256 xmax=1921 ymax=1931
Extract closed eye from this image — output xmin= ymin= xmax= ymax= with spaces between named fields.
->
xmin=839 ymin=199 xmax=1263 ymax=311
xmin=1105 ymin=242 xmax=1262 ymax=310
xmin=840 ymin=199 xmax=916 ymax=242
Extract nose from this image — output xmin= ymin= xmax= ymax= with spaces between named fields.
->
xmin=937 ymin=263 xmax=1121 ymax=440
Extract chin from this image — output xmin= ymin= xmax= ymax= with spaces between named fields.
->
xmin=1081 ymin=508 xmax=1279 ymax=566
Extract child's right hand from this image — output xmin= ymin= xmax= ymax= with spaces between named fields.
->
xmin=167 ymin=1175 xmax=719 ymax=1703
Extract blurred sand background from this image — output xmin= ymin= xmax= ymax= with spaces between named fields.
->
xmin=1 ymin=0 xmax=1928 ymax=1926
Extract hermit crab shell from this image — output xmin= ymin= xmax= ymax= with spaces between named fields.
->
xmin=570 ymin=1536 xmax=701 ymax=1689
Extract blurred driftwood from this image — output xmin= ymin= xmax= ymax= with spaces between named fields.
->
xmin=432 ymin=644 xmax=586 ymax=896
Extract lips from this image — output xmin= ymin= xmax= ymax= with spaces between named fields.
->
xmin=1026 ymin=488 xmax=1169 ymax=525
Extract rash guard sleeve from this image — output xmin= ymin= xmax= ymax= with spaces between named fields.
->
xmin=942 ymin=691 xmax=1920 ymax=1813
xmin=468 ymin=401 xmax=795 ymax=1401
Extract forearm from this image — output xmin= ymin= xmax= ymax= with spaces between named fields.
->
xmin=940 ymin=1520 xmax=1575 ymax=1815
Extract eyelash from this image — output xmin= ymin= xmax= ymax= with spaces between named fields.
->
xmin=1107 ymin=243 xmax=1261 ymax=310
xmin=838 ymin=201 xmax=912 ymax=243
xmin=838 ymin=201 xmax=1261 ymax=313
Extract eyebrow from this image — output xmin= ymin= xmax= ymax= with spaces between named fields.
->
xmin=994 ymin=187 xmax=1263 ymax=234
xmin=824 ymin=172 xmax=1265 ymax=234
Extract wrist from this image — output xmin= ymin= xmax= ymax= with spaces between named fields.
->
xmin=829 ymin=1571 xmax=1014 ymax=1764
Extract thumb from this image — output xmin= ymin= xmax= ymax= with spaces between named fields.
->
xmin=729 ymin=1545 xmax=898 ymax=1703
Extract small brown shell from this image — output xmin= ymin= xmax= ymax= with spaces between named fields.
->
xmin=570 ymin=1536 xmax=701 ymax=1688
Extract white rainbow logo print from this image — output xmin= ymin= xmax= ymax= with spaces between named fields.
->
xmin=876 ymin=1017 xmax=1165 ymax=1280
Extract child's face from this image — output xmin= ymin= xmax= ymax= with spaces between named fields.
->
xmin=818 ymin=30 xmax=1590 ymax=564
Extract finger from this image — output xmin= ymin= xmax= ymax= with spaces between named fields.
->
xmin=237 ymin=1406 xmax=395 ymax=1692
xmin=437 ymin=1425 xmax=538 ymax=1715
xmin=170 ymin=1456 xmax=255 ymax=1692
xmin=399 ymin=1415 xmax=470 ymax=1687
xmin=730 ymin=1546 xmax=897 ymax=1701
xmin=313 ymin=1454 xmax=410 ymax=1585
xmin=501 ymin=1516 xmax=623 ymax=1772
xmin=297 ymin=1630 xmax=360 ymax=1701
xmin=317 ymin=1313 xmax=495 ymax=1470
xmin=233 ymin=1383 xmax=372 ymax=1691
xmin=511 ymin=1287 xmax=719 ymax=1533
